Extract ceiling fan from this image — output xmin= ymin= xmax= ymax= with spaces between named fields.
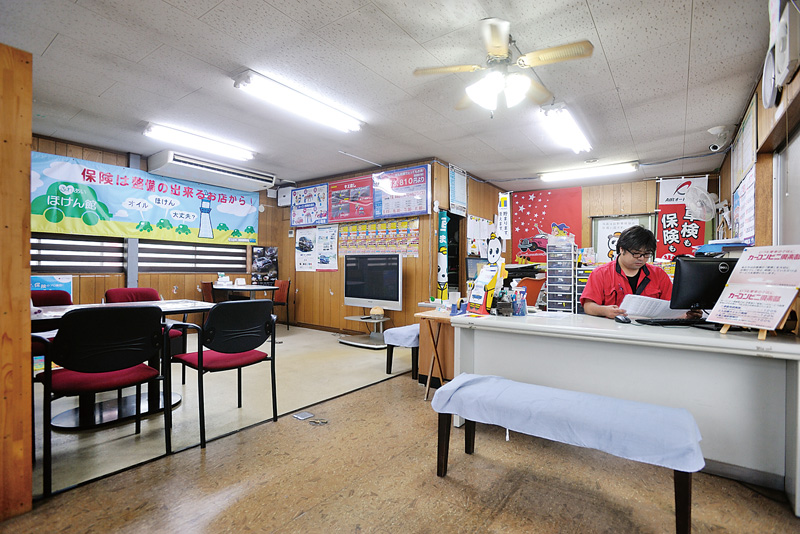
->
xmin=413 ymin=18 xmax=594 ymax=111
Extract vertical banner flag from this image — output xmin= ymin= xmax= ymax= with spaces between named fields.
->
xmin=656 ymin=177 xmax=708 ymax=260
xmin=497 ymin=192 xmax=511 ymax=240
xmin=511 ymin=187 xmax=582 ymax=263
xmin=437 ymin=210 xmax=449 ymax=300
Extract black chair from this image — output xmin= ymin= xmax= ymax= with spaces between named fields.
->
xmin=169 ymin=300 xmax=277 ymax=448
xmin=34 ymin=306 xmax=168 ymax=496
xmin=272 ymin=279 xmax=291 ymax=330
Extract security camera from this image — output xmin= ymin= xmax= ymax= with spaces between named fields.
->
xmin=709 ymin=143 xmax=722 ymax=152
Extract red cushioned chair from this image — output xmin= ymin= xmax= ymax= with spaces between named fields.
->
xmin=272 ymin=279 xmax=291 ymax=330
xmin=105 ymin=287 xmax=185 ymax=348
xmin=169 ymin=300 xmax=277 ymax=448
xmin=34 ymin=306 xmax=167 ymax=496
xmin=31 ymin=289 xmax=73 ymax=355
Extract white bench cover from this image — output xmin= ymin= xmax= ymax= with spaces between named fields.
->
xmin=432 ymin=373 xmax=705 ymax=473
xmin=384 ymin=324 xmax=420 ymax=348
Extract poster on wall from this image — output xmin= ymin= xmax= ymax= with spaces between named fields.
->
xmin=732 ymin=166 xmax=756 ymax=245
xmin=315 ymin=224 xmax=338 ymax=271
xmin=448 ymin=165 xmax=467 ymax=217
xmin=295 ymin=227 xmax=316 ymax=271
xmin=337 ymin=217 xmax=420 ymax=257
xmin=290 ymin=184 xmax=329 ymax=227
xmin=596 ymin=218 xmax=641 ymax=262
xmin=655 ymin=177 xmax=708 ymax=260
xmin=511 ymin=187 xmax=582 ymax=263
xmin=372 ymin=165 xmax=430 ymax=218
xmin=31 ymin=275 xmax=73 ymax=297
xmin=252 ymin=246 xmax=278 ymax=283
xmin=329 ymin=175 xmax=373 ymax=223
xmin=30 ymin=152 xmax=259 ymax=245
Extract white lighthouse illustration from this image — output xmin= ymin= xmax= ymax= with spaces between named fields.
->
xmin=198 ymin=198 xmax=214 ymax=239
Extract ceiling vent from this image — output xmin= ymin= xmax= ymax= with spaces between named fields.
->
xmin=147 ymin=150 xmax=276 ymax=192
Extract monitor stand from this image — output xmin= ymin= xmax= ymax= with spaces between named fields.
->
xmin=340 ymin=316 xmax=389 ymax=350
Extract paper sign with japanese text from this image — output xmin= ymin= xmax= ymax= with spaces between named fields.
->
xmin=372 ymin=165 xmax=430 ymax=218
xmin=656 ymin=177 xmax=707 ymax=260
xmin=329 ymin=175 xmax=373 ymax=223
xmin=291 ymin=184 xmax=329 ymax=227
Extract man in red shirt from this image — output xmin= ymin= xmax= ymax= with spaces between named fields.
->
xmin=580 ymin=225 xmax=673 ymax=319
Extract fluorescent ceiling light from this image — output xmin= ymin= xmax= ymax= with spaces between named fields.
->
xmin=540 ymin=105 xmax=592 ymax=154
xmin=466 ymin=72 xmax=532 ymax=111
xmin=233 ymin=70 xmax=362 ymax=133
xmin=143 ymin=123 xmax=254 ymax=161
xmin=539 ymin=162 xmax=639 ymax=182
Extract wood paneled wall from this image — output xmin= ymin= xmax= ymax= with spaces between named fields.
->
xmin=581 ymin=181 xmax=658 ymax=247
xmin=1 ymin=43 xmax=33 ymax=521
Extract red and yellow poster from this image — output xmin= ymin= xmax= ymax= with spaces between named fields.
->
xmin=329 ymin=175 xmax=374 ymax=222
xmin=656 ymin=177 xmax=707 ymax=260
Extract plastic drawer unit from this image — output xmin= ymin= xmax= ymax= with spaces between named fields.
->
xmin=546 ymin=241 xmax=577 ymax=313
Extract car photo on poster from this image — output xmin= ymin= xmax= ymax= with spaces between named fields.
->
xmin=297 ymin=236 xmax=314 ymax=252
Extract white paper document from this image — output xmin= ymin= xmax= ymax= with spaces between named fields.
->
xmin=620 ymin=295 xmax=687 ymax=319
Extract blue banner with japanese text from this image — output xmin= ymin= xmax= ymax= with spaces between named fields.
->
xmin=30 ymin=152 xmax=259 ymax=244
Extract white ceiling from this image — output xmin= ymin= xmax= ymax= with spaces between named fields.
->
xmin=0 ymin=0 xmax=769 ymax=191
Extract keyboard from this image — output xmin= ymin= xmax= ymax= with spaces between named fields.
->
xmin=635 ymin=317 xmax=707 ymax=327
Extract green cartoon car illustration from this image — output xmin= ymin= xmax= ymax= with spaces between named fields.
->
xmin=136 ymin=221 xmax=153 ymax=233
xmin=175 ymin=224 xmax=191 ymax=235
xmin=31 ymin=181 xmax=112 ymax=226
xmin=157 ymin=218 xmax=173 ymax=230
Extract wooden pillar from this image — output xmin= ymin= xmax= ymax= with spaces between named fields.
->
xmin=0 ymin=42 xmax=33 ymax=519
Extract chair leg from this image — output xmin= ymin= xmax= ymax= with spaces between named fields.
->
xmin=134 ymin=384 xmax=142 ymax=434
xmin=237 ymin=368 xmax=243 ymax=408
xmin=182 ymin=363 xmax=186 ymax=385
xmin=437 ymin=412 xmax=452 ymax=477
xmin=386 ymin=345 xmax=395 ymax=374
xmin=270 ymin=355 xmax=278 ymax=422
xmin=198 ymin=369 xmax=206 ymax=448
xmin=43 ymin=382 xmax=52 ymax=496
xmin=286 ymin=300 xmax=290 ymax=330
xmin=411 ymin=347 xmax=419 ymax=380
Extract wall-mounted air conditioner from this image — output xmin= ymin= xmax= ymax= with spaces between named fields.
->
xmin=147 ymin=150 xmax=276 ymax=192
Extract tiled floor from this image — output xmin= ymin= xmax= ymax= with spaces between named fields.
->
xmin=6 ymin=371 xmax=800 ymax=533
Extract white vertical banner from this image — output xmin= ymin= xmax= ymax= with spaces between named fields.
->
xmin=448 ymin=164 xmax=467 ymax=216
xmin=315 ymin=224 xmax=338 ymax=271
xmin=497 ymin=192 xmax=511 ymax=240
xmin=295 ymin=227 xmax=316 ymax=271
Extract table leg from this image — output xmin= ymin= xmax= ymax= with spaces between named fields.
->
xmin=424 ymin=320 xmax=446 ymax=401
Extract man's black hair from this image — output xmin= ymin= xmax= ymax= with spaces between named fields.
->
xmin=616 ymin=225 xmax=657 ymax=255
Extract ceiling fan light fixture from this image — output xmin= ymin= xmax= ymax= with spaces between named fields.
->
xmin=539 ymin=162 xmax=639 ymax=182
xmin=466 ymin=71 xmax=505 ymax=110
xmin=540 ymin=105 xmax=592 ymax=154
xmin=233 ymin=70 xmax=363 ymax=133
xmin=503 ymin=73 xmax=531 ymax=108
xmin=143 ymin=123 xmax=255 ymax=161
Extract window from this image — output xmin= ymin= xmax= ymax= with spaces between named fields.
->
xmin=138 ymin=240 xmax=247 ymax=273
xmin=31 ymin=233 xmax=124 ymax=273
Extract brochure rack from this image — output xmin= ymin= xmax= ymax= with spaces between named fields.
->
xmin=546 ymin=240 xmax=577 ymax=313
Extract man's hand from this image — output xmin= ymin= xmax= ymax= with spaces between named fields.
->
xmin=583 ymin=300 xmax=627 ymax=319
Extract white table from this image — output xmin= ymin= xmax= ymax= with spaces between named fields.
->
xmin=340 ymin=315 xmax=390 ymax=349
xmin=213 ymin=284 xmax=277 ymax=299
xmin=449 ymin=312 xmax=800 ymax=516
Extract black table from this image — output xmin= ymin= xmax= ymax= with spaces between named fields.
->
xmin=32 ymin=299 xmax=214 ymax=430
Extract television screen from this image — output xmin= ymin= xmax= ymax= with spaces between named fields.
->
xmin=670 ymin=256 xmax=738 ymax=310
xmin=344 ymin=254 xmax=402 ymax=311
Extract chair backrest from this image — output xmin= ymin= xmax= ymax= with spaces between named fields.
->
xmin=516 ymin=277 xmax=546 ymax=306
xmin=31 ymin=289 xmax=72 ymax=307
xmin=105 ymin=287 xmax=160 ymax=303
xmin=273 ymin=279 xmax=290 ymax=304
xmin=52 ymin=306 xmax=163 ymax=372
xmin=203 ymin=300 xmax=274 ymax=354
xmin=200 ymin=281 xmax=216 ymax=303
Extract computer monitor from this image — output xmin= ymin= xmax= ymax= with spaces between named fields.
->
xmin=670 ymin=256 xmax=738 ymax=310
xmin=465 ymin=257 xmax=489 ymax=280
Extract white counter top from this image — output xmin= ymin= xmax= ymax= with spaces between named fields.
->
xmin=449 ymin=312 xmax=800 ymax=361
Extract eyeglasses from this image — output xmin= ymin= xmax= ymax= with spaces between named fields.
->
xmin=626 ymin=250 xmax=652 ymax=259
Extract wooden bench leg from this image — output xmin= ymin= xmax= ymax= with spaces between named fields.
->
xmin=465 ymin=420 xmax=475 ymax=455
xmin=386 ymin=345 xmax=394 ymax=374
xmin=674 ymin=470 xmax=692 ymax=534
xmin=437 ymin=413 xmax=452 ymax=477
xmin=411 ymin=347 xmax=419 ymax=380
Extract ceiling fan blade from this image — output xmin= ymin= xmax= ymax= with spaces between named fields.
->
xmin=517 ymin=40 xmax=594 ymax=68
xmin=413 ymin=65 xmax=484 ymax=76
xmin=528 ymin=80 xmax=554 ymax=105
xmin=481 ymin=18 xmax=510 ymax=57
xmin=455 ymin=94 xmax=473 ymax=110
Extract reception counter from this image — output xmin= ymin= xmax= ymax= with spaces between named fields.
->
xmin=449 ymin=312 xmax=800 ymax=516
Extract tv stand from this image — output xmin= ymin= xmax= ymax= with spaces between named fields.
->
xmin=340 ymin=315 xmax=390 ymax=349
